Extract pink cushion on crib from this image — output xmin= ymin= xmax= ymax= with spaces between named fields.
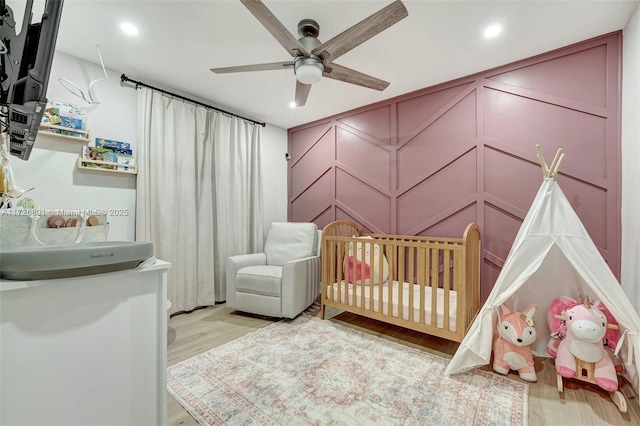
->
xmin=342 ymin=235 xmax=389 ymax=284
xmin=345 ymin=256 xmax=370 ymax=283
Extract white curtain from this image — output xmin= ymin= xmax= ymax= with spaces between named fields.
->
xmin=622 ymin=5 xmax=640 ymax=314
xmin=136 ymin=88 xmax=263 ymax=312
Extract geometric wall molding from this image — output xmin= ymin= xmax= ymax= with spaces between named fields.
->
xmin=289 ymin=32 xmax=622 ymax=301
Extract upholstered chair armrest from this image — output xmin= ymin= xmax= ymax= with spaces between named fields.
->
xmin=281 ymin=255 xmax=321 ymax=319
xmin=226 ymin=253 xmax=267 ymax=307
xmin=228 ymin=253 xmax=267 ymax=270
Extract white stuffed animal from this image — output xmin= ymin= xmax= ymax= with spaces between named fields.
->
xmin=343 ymin=236 xmax=389 ymax=284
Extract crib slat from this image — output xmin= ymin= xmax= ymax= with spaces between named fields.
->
xmin=408 ymin=246 xmax=415 ymax=322
xmin=370 ymin=243 xmax=382 ymax=309
xmin=430 ymin=247 xmax=438 ymax=329
xmin=325 ymin=238 xmax=331 ymax=302
xmin=322 ymin=239 xmax=335 ymax=300
xmin=380 ymin=242 xmax=387 ymax=315
xmin=346 ymin=240 xmax=352 ymax=306
xmin=396 ymin=246 xmax=406 ymax=318
xmin=455 ymin=247 xmax=464 ymax=329
xmin=443 ymin=248 xmax=451 ymax=332
xmin=321 ymin=238 xmax=328 ymax=317
xmin=337 ymin=242 xmax=340 ymax=302
xmin=354 ymin=241 xmax=367 ymax=309
xmin=369 ymin=241 xmax=375 ymax=312
xmin=416 ymin=247 xmax=423 ymax=323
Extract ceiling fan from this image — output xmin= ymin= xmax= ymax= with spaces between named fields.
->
xmin=210 ymin=0 xmax=408 ymax=107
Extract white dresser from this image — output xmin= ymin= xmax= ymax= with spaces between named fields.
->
xmin=0 ymin=259 xmax=170 ymax=425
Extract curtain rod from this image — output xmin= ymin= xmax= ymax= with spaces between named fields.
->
xmin=120 ymin=74 xmax=266 ymax=127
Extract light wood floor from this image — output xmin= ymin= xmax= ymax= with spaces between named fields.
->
xmin=167 ymin=301 xmax=640 ymax=425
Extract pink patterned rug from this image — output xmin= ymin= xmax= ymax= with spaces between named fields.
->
xmin=167 ymin=315 xmax=528 ymax=425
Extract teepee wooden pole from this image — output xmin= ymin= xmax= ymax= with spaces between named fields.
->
xmin=535 ymin=145 xmax=565 ymax=178
xmin=550 ymin=152 xmax=565 ymax=177
xmin=548 ymin=149 xmax=565 ymax=178
xmin=536 ymin=144 xmax=550 ymax=177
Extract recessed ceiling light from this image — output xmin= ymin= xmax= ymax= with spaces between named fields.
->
xmin=120 ymin=22 xmax=139 ymax=36
xmin=484 ymin=24 xmax=502 ymax=38
xmin=289 ymin=101 xmax=297 ymax=108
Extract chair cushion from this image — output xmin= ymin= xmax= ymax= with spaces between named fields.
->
xmin=235 ymin=265 xmax=283 ymax=297
xmin=264 ymin=222 xmax=318 ymax=266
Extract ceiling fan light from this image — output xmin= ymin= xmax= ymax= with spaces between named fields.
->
xmin=294 ymin=57 xmax=323 ymax=85
xmin=295 ymin=63 xmax=323 ymax=85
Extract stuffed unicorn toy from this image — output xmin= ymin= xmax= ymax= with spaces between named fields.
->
xmin=492 ymin=304 xmax=538 ymax=382
xmin=554 ymin=296 xmax=618 ymax=392
xmin=547 ymin=296 xmax=620 ymax=359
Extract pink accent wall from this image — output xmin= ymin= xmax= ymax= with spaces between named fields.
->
xmin=288 ymin=32 xmax=621 ymax=301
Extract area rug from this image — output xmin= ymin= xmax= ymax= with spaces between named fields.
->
xmin=167 ymin=315 xmax=528 ymax=425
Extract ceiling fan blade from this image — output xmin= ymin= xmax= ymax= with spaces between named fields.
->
xmin=312 ymin=0 xmax=408 ymax=62
xmin=294 ymin=81 xmax=312 ymax=107
xmin=210 ymin=61 xmax=293 ymax=74
xmin=323 ymin=63 xmax=389 ymax=91
xmin=240 ymin=0 xmax=309 ymax=57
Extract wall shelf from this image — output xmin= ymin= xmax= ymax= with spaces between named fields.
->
xmin=39 ymin=123 xmax=91 ymax=143
xmin=77 ymin=156 xmax=137 ymax=175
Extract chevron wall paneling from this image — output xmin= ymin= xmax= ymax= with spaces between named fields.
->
xmin=288 ymin=32 xmax=621 ymax=301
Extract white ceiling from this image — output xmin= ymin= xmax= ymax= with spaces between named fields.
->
xmin=21 ymin=1 xmax=640 ymax=129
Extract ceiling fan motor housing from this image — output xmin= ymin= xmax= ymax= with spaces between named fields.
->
xmin=298 ymin=35 xmax=320 ymax=52
xmin=294 ymin=22 xmax=323 ymax=85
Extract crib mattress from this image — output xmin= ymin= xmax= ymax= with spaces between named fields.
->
xmin=327 ymin=281 xmax=457 ymax=332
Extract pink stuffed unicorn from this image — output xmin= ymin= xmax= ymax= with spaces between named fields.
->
xmin=492 ymin=304 xmax=538 ymax=382
xmin=547 ymin=296 xmax=620 ymax=359
xmin=555 ymin=296 xmax=618 ymax=392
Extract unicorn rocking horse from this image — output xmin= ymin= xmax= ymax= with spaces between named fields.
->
xmin=553 ymin=295 xmax=627 ymax=413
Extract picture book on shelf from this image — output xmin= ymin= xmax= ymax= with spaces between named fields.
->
xmin=81 ymin=138 xmax=135 ymax=172
xmin=81 ymin=146 xmax=116 ymax=170
xmin=95 ymin=138 xmax=132 ymax=155
xmin=116 ymin=155 xmax=135 ymax=172
xmin=40 ymin=101 xmax=87 ymax=138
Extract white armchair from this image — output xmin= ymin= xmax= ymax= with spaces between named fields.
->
xmin=226 ymin=222 xmax=321 ymax=319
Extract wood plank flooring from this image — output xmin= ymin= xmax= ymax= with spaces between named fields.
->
xmin=167 ymin=301 xmax=640 ymax=425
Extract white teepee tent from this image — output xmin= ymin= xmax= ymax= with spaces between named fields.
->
xmin=445 ymin=146 xmax=640 ymax=398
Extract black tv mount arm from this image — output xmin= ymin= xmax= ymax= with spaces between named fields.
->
xmin=0 ymin=0 xmax=64 ymax=160
xmin=0 ymin=0 xmax=30 ymax=105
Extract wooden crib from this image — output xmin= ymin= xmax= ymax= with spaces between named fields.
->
xmin=321 ymin=220 xmax=481 ymax=343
